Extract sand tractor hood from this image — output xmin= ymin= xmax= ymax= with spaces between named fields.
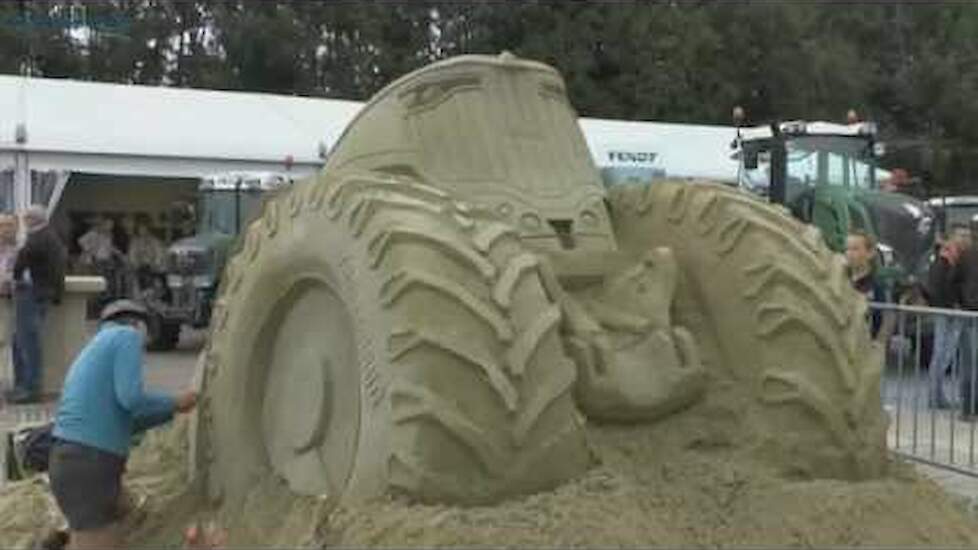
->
xmin=321 ymin=52 xmax=615 ymax=252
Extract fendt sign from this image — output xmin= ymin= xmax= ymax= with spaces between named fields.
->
xmin=607 ymin=151 xmax=658 ymax=164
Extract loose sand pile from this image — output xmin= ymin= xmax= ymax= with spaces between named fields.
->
xmin=0 ymin=475 xmax=61 ymax=548
xmin=3 ymin=411 xmax=978 ymax=548
xmin=319 ymin=414 xmax=978 ymax=548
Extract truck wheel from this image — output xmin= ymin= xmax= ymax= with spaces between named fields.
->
xmin=147 ymin=315 xmax=180 ymax=351
xmin=608 ymin=181 xmax=888 ymax=480
xmin=196 ymin=170 xmax=590 ymax=510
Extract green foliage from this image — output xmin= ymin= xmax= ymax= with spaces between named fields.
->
xmin=2 ymin=1 xmax=978 ymax=191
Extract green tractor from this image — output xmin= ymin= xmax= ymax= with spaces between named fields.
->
xmin=142 ymin=172 xmax=294 ymax=350
xmin=734 ymin=117 xmax=936 ymax=293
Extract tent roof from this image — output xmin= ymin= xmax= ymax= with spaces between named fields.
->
xmin=0 ymin=74 xmax=891 ymax=184
xmin=0 ymin=74 xmax=363 ymax=176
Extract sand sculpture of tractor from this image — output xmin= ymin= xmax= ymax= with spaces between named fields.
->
xmin=189 ymin=53 xmax=889 ymax=513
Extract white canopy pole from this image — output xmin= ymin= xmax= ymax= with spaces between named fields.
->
xmin=44 ymin=169 xmax=71 ymax=215
xmin=13 ymin=150 xmax=29 ymax=242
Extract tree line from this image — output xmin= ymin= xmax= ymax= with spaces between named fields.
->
xmin=2 ymin=1 xmax=977 ymax=194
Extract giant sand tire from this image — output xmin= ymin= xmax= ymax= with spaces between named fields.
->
xmin=608 ymin=180 xmax=888 ymax=480
xmin=196 ymin=170 xmax=590 ymax=510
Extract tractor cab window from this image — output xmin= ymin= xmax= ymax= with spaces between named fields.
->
xmin=784 ymin=135 xmax=876 ymax=190
xmin=738 ymin=149 xmax=773 ymax=197
xmin=199 ymin=191 xmax=237 ymax=235
xmin=239 ymin=189 xmax=267 ymax=227
xmin=740 ymin=134 xmax=877 ymax=198
xmin=198 ymin=187 xmax=267 ymax=236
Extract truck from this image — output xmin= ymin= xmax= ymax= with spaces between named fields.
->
xmin=143 ymin=171 xmax=294 ymax=350
xmin=928 ymin=195 xmax=978 ymax=239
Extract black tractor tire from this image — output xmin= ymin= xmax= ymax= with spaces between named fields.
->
xmin=146 ymin=315 xmax=180 ymax=352
xmin=608 ymin=180 xmax=888 ymax=480
xmin=196 ymin=170 xmax=590 ymax=511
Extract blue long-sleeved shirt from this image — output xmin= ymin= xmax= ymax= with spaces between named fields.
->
xmin=53 ymin=322 xmax=176 ymax=457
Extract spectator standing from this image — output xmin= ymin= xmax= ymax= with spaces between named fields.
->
xmin=881 ymin=168 xmax=910 ymax=193
xmin=846 ymin=230 xmax=890 ymax=340
xmin=79 ymin=216 xmax=126 ymax=303
xmin=950 ymin=215 xmax=978 ymax=418
xmin=128 ymin=222 xmax=166 ymax=295
xmin=7 ymin=205 xmax=67 ymax=404
xmin=128 ymin=222 xmax=165 ymax=273
xmin=115 ymin=215 xmax=134 ymax=256
xmin=926 ymin=223 xmax=971 ymax=409
xmin=78 ymin=216 xmax=117 ymax=268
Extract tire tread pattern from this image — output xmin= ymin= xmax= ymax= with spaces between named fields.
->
xmin=200 ymin=170 xmax=588 ymax=505
xmin=610 ymin=180 xmax=886 ymax=479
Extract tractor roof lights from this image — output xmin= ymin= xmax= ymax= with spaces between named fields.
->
xmin=857 ymin=122 xmax=878 ymax=136
xmin=780 ymin=120 xmax=808 ymax=135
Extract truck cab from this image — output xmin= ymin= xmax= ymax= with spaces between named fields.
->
xmin=927 ymin=195 xmax=978 ymax=240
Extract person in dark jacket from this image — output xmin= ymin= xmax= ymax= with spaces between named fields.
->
xmin=927 ymin=223 xmax=971 ymax=409
xmin=950 ymin=216 xmax=978 ymax=418
xmin=7 ymin=205 xmax=67 ymax=404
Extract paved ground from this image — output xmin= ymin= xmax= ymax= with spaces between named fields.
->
xmin=882 ymin=371 xmax=978 ymax=469
xmin=143 ymin=329 xmax=206 ymax=393
xmin=880 ymin=368 xmax=978 ymax=509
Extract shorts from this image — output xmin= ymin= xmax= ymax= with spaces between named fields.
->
xmin=48 ymin=439 xmax=126 ymax=531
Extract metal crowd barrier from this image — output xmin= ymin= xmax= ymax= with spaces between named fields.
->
xmin=3 ymin=301 xmax=978 ymax=485
xmin=872 ymin=301 xmax=978 ymax=476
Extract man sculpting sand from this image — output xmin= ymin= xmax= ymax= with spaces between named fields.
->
xmin=48 ymin=300 xmax=197 ymax=548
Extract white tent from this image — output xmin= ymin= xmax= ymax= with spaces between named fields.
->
xmin=578 ymin=118 xmax=741 ymax=183
xmin=0 ymin=74 xmax=363 ymax=212
xmin=0 ymin=73 xmax=892 ymax=215
xmin=0 ymin=74 xmax=363 ymax=178
xmin=579 ymin=117 xmax=892 ymax=187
